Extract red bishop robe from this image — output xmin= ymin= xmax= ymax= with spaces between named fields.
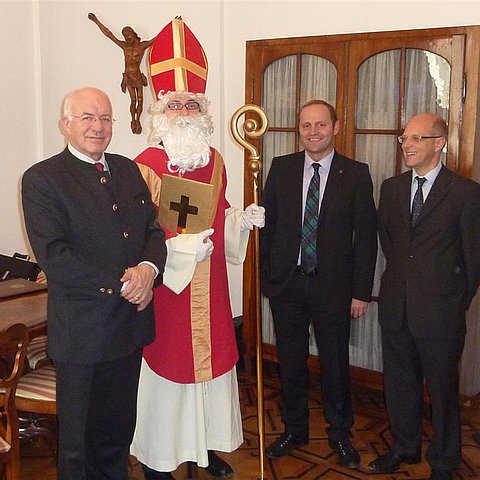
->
xmin=135 ymin=147 xmax=238 ymax=383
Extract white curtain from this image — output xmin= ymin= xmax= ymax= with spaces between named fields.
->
xmin=404 ymin=49 xmax=450 ymax=122
xmin=262 ymin=55 xmax=297 ymax=182
xmin=300 ymin=54 xmax=337 ymax=107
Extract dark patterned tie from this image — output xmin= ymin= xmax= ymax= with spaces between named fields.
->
xmin=411 ymin=176 xmax=427 ymax=226
xmin=301 ymin=163 xmax=321 ymax=273
xmin=94 ymin=162 xmax=104 ymax=172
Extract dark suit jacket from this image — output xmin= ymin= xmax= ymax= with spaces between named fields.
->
xmin=22 ymin=148 xmax=167 ymax=363
xmin=260 ymin=150 xmax=377 ymax=312
xmin=377 ymin=165 xmax=480 ymax=339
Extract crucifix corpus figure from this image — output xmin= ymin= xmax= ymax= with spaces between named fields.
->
xmin=88 ymin=13 xmax=154 ymax=134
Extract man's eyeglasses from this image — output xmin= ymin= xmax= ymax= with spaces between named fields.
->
xmin=397 ymin=135 xmax=443 ymax=144
xmin=166 ymin=101 xmax=200 ymax=111
xmin=71 ymin=114 xmax=115 ymax=125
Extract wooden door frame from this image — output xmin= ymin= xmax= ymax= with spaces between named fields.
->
xmin=243 ymin=25 xmax=480 ymax=389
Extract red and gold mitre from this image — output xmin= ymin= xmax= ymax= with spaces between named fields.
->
xmin=149 ymin=17 xmax=208 ymax=97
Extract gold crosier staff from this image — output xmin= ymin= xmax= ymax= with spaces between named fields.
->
xmin=230 ymin=105 xmax=268 ymax=478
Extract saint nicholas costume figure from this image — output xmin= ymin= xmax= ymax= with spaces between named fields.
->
xmin=130 ymin=17 xmax=265 ymax=480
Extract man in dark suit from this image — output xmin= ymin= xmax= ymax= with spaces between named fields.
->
xmin=369 ymin=113 xmax=480 ymax=480
xmin=22 ymin=87 xmax=167 ymax=480
xmin=260 ymin=100 xmax=377 ymax=468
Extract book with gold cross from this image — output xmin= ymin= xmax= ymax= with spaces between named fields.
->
xmin=158 ymin=174 xmax=215 ymax=234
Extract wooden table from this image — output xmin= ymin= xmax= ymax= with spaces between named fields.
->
xmin=0 ymin=292 xmax=47 ymax=339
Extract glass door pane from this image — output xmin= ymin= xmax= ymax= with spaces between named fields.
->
xmin=356 ymin=50 xmax=400 ymax=130
xmin=300 ymin=54 xmax=337 ymax=107
xmin=404 ymin=49 xmax=450 ymax=122
xmin=263 ymin=55 xmax=297 ymax=128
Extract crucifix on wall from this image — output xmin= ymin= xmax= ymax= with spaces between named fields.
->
xmin=88 ymin=13 xmax=154 ymax=134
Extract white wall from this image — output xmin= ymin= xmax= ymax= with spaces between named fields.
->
xmin=2 ymin=1 xmax=480 ymax=316
xmin=0 ymin=2 xmax=39 ymax=257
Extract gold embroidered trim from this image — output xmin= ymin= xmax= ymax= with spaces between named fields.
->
xmin=191 ymin=258 xmax=212 ymax=382
xmin=150 ymin=58 xmax=208 ymax=81
xmin=137 ymin=163 xmax=162 ymax=208
xmin=190 ymin=151 xmax=224 ymax=381
xmin=208 ymin=151 xmax=223 ymax=227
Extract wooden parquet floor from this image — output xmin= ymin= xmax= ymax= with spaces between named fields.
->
xmin=17 ymin=362 xmax=480 ymax=479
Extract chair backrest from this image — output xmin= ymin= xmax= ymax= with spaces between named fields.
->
xmin=0 ymin=323 xmax=29 ymax=480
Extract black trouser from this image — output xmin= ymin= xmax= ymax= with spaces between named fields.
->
xmin=269 ymin=272 xmax=353 ymax=442
xmin=382 ymin=319 xmax=465 ymax=471
xmin=55 ymin=349 xmax=143 ymax=480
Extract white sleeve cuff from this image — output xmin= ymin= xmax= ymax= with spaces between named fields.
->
xmin=163 ymin=235 xmax=198 ymax=294
xmin=225 ymin=207 xmax=249 ymax=266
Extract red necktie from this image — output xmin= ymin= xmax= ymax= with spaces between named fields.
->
xmin=94 ymin=162 xmax=104 ymax=172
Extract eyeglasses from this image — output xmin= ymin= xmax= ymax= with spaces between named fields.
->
xmin=70 ymin=114 xmax=115 ymax=125
xmin=166 ymin=101 xmax=200 ymax=111
xmin=397 ymin=135 xmax=442 ymax=144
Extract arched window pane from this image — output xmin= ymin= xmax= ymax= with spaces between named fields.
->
xmin=300 ymin=54 xmax=337 ymax=106
xmin=404 ymin=49 xmax=450 ymax=123
xmin=356 ymin=50 xmax=400 ymax=130
xmin=263 ymin=56 xmax=297 ymax=128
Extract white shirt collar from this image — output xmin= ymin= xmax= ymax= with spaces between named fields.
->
xmin=68 ymin=144 xmax=106 ymax=166
xmin=412 ymin=162 xmax=442 ymax=187
xmin=304 ymin=149 xmax=334 ymax=173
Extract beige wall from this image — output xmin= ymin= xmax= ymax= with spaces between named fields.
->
xmin=2 ymin=1 xmax=480 ymax=317
xmin=1 ymin=2 xmax=39 ymax=259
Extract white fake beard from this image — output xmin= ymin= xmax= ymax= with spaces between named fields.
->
xmin=150 ymin=115 xmax=212 ymax=175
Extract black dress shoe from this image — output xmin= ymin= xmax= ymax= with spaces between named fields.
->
xmin=368 ymin=450 xmax=421 ymax=473
xmin=204 ymin=451 xmax=233 ymax=478
xmin=265 ymin=433 xmax=309 ymax=458
xmin=430 ymin=469 xmax=453 ymax=480
xmin=329 ymin=439 xmax=360 ymax=468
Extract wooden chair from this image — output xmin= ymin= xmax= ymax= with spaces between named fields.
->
xmin=5 ymin=322 xmax=57 ymax=453
xmin=0 ymin=328 xmax=56 ymax=453
xmin=0 ymin=323 xmax=29 ymax=480
xmin=14 ymin=364 xmax=57 ymax=454
xmin=25 ymin=335 xmax=51 ymax=371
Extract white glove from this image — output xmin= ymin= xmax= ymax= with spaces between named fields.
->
xmin=241 ymin=203 xmax=265 ymax=231
xmin=196 ymin=228 xmax=214 ymax=262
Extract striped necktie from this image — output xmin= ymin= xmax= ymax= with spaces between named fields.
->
xmin=301 ymin=163 xmax=320 ymax=273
